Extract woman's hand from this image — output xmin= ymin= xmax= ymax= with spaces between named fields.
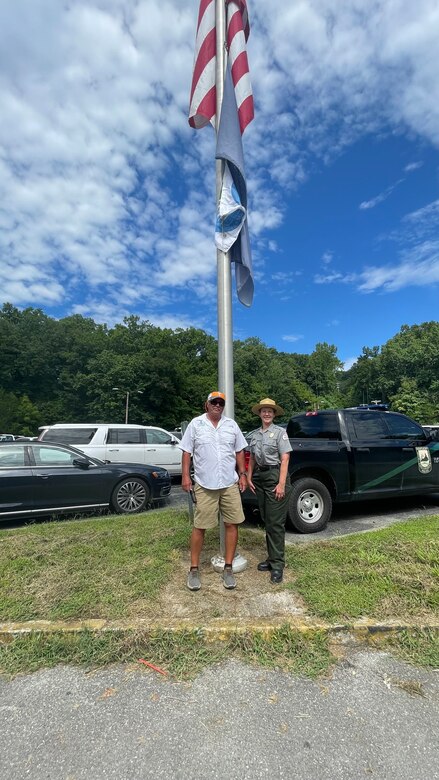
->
xmin=238 ymin=473 xmax=248 ymax=493
xmin=247 ymin=478 xmax=256 ymax=494
xmin=273 ymin=482 xmax=286 ymax=501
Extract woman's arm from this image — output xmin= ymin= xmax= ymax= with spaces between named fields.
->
xmin=274 ymin=452 xmax=290 ymax=500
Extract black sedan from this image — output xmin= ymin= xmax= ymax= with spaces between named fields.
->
xmin=0 ymin=441 xmax=171 ymax=521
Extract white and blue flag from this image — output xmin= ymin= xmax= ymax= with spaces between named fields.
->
xmin=215 ymin=163 xmax=246 ymax=253
xmin=215 ymin=63 xmax=254 ymax=307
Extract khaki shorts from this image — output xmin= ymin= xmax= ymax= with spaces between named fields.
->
xmin=193 ymin=482 xmax=245 ymax=530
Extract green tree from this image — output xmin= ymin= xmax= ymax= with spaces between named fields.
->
xmin=341 ymin=346 xmax=383 ymax=406
xmin=389 ymin=378 xmax=434 ymax=423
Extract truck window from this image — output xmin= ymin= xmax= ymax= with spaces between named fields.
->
xmin=384 ymin=414 xmax=426 ymax=439
xmin=287 ymin=413 xmax=341 ymax=440
xmin=350 ymin=413 xmax=388 ymax=439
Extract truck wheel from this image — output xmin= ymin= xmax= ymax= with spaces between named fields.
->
xmin=111 ymin=478 xmax=150 ymax=514
xmin=288 ymin=478 xmax=332 ymax=533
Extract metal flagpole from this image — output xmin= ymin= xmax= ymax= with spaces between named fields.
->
xmin=215 ymin=0 xmax=233 ymax=419
xmin=211 ymin=0 xmax=247 ymax=573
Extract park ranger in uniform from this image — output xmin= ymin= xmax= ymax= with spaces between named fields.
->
xmin=246 ymin=398 xmax=292 ymax=584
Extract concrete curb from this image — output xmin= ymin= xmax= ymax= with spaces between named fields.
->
xmin=1 ymin=617 xmax=438 ymax=644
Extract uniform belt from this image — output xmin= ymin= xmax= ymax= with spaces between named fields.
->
xmin=257 ymin=465 xmax=280 ymax=471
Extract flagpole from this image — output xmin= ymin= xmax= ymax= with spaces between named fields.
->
xmin=215 ymin=0 xmax=234 ymax=420
xmin=212 ymin=0 xmax=247 ymax=574
xmin=215 ymin=0 xmax=230 ymax=559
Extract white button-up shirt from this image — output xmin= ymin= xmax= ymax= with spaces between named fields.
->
xmin=179 ymin=413 xmax=247 ymax=490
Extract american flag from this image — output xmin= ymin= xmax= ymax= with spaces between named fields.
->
xmin=189 ymin=0 xmax=254 ymax=134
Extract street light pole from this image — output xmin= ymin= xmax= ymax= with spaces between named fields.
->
xmin=112 ymin=387 xmax=143 ymax=424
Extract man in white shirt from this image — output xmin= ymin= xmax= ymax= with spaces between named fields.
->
xmin=179 ymin=391 xmax=248 ymax=591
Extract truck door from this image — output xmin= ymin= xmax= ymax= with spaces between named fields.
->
xmin=383 ymin=413 xmax=439 ymax=492
xmin=347 ymin=412 xmax=404 ymax=496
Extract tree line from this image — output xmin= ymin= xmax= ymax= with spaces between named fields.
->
xmin=0 ymin=304 xmax=438 ymax=436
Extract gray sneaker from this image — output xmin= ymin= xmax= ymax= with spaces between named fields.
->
xmin=187 ymin=568 xmax=201 ymax=591
xmin=222 ymin=566 xmax=236 ymax=589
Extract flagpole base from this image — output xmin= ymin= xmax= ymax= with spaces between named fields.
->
xmin=211 ymin=552 xmax=248 ymax=573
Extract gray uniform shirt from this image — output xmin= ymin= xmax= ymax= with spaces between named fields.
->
xmin=250 ymin=424 xmax=292 ymax=466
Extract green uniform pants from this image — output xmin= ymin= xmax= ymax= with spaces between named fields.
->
xmin=252 ymin=468 xmax=291 ymax=571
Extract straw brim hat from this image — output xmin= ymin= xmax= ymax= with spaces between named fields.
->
xmin=251 ymin=398 xmax=284 ymax=417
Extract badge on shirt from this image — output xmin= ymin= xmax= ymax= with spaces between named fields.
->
xmin=282 ymin=433 xmax=288 ymax=440
xmin=269 ymin=432 xmax=274 ymax=438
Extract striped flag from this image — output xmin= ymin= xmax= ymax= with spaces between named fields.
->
xmin=189 ymin=0 xmax=254 ymax=134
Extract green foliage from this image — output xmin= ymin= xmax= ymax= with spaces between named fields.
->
xmin=341 ymin=345 xmax=383 ymax=406
xmin=1 ymin=303 xmax=438 ymax=433
xmin=390 ymin=378 xmax=435 ymax=422
xmin=0 ymin=389 xmax=42 ymax=435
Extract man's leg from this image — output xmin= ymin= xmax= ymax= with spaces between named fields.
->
xmin=223 ymin=522 xmax=238 ymax=566
xmin=190 ymin=527 xmax=205 ymax=568
xmin=220 ymin=484 xmax=244 ymax=589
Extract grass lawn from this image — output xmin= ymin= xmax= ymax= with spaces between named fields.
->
xmin=0 ymin=509 xmax=438 ymax=677
xmin=285 ymin=514 xmax=439 ymax=622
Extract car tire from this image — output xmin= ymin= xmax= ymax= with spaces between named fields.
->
xmin=111 ymin=478 xmax=150 ymax=514
xmin=288 ymin=477 xmax=332 ymax=533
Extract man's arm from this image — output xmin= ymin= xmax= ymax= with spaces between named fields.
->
xmin=236 ymin=450 xmax=247 ymax=492
xmin=181 ymin=451 xmax=192 ymax=493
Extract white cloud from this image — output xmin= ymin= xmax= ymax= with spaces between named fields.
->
xmin=404 ymin=160 xmax=424 ymax=172
xmin=314 ymin=197 xmax=439 ymax=293
xmin=282 ymin=334 xmax=304 ymax=343
xmin=357 ymin=242 xmax=439 ymax=292
xmin=359 ymin=161 xmax=424 ymax=210
xmin=359 ymin=179 xmax=404 ymax=210
xmin=0 ymin=0 xmax=438 ymax=322
xmin=326 ymin=319 xmax=340 ymax=327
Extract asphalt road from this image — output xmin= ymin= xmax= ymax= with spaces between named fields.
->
xmin=1 ymin=651 xmax=438 ymax=779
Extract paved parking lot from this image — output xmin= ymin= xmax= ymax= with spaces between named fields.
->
xmin=164 ymin=482 xmax=439 ymax=542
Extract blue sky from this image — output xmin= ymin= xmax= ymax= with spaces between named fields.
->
xmin=0 ymin=0 xmax=438 ymax=370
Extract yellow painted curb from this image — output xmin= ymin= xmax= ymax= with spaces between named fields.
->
xmin=1 ymin=617 xmax=438 ymax=643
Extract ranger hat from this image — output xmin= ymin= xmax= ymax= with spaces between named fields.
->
xmin=251 ymin=397 xmax=284 ymax=416
xmin=207 ymin=391 xmax=226 ymax=402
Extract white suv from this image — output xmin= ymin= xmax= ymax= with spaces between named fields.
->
xmin=38 ymin=423 xmax=182 ymax=475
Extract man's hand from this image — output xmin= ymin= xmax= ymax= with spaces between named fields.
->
xmin=181 ymin=477 xmax=192 ymax=493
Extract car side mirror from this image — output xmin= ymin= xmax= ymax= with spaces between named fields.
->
xmin=73 ymin=457 xmax=90 ymax=469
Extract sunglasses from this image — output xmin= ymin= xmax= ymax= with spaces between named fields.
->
xmin=209 ymin=399 xmax=225 ymax=406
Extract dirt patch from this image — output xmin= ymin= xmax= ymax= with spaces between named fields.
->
xmin=141 ymin=549 xmax=306 ymax=625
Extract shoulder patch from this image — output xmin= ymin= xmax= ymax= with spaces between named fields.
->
xmin=282 ymin=433 xmax=288 ymax=440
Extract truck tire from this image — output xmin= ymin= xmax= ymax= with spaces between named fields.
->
xmin=288 ymin=478 xmax=332 ymax=533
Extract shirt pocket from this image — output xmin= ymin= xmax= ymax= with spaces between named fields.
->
xmin=263 ymin=440 xmax=278 ymax=456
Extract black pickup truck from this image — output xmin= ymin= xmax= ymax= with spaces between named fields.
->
xmin=244 ymin=408 xmax=439 ymax=534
